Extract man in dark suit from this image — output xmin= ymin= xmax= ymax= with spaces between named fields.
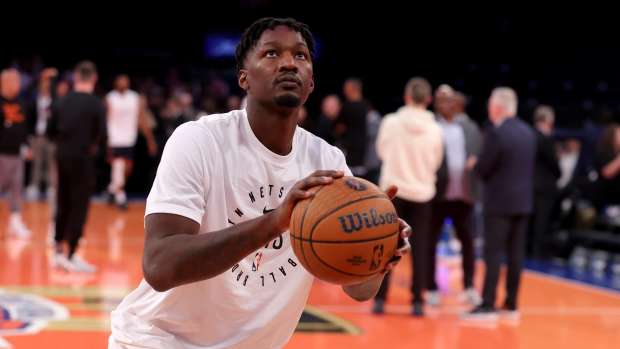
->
xmin=464 ymin=87 xmax=536 ymax=320
xmin=530 ymin=105 xmax=561 ymax=258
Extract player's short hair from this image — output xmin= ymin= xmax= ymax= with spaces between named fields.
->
xmin=235 ymin=17 xmax=315 ymax=72
xmin=74 ymin=61 xmax=97 ymax=82
xmin=405 ymin=77 xmax=432 ymax=104
xmin=534 ymin=105 xmax=555 ymax=124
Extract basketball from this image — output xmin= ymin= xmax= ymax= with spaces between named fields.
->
xmin=289 ymin=176 xmax=400 ymax=285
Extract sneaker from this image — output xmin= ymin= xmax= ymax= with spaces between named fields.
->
xmin=8 ymin=214 xmax=31 ymax=239
xmin=462 ymin=287 xmax=482 ymax=306
xmin=500 ymin=304 xmax=520 ymax=322
xmin=69 ymin=255 xmax=97 ymax=273
xmin=412 ymin=302 xmax=424 ymax=317
xmin=47 ymin=222 xmax=56 ymax=246
xmin=117 ymin=201 xmax=129 ymax=211
xmin=461 ymin=304 xmax=498 ymax=321
xmin=52 ymin=253 xmax=73 ymax=271
xmin=372 ymin=299 xmax=385 ymax=315
xmin=26 ymin=186 xmax=39 ymax=201
xmin=426 ymin=290 xmax=441 ymax=306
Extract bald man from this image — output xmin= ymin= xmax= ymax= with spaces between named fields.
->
xmin=0 ymin=68 xmax=33 ymax=238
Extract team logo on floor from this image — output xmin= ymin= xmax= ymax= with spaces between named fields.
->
xmin=0 ymin=291 xmax=68 ymax=336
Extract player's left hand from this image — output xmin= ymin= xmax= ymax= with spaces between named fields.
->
xmin=382 ymin=185 xmax=412 ymax=273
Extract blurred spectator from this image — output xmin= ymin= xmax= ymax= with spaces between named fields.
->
xmin=55 ymin=80 xmax=70 ymax=98
xmin=558 ymin=139 xmax=581 ymax=190
xmin=429 ymin=86 xmax=481 ymax=306
xmin=26 ymin=68 xmax=58 ymax=202
xmin=529 ymin=105 xmax=561 ymax=258
xmin=363 ymin=107 xmax=382 ymax=184
xmin=0 ymin=68 xmax=33 ymax=238
xmin=595 ymin=123 xmax=620 ymax=207
xmin=177 ymin=91 xmax=201 ymax=121
xmin=373 ymin=77 xmax=443 ymax=316
xmin=158 ymin=96 xmax=186 ymax=145
xmin=337 ymin=78 xmax=370 ymax=178
xmin=466 ymin=87 xmax=536 ymax=319
xmin=315 ymin=94 xmax=341 ymax=145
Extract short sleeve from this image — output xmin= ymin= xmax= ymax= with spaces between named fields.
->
xmin=145 ymin=123 xmax=211 ymax=224
xmin=325 ymin=145 xmax=353 ymax=177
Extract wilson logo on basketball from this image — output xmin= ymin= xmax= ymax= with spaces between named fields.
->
xmin=337 ymin=208 xmax=397 ymax=234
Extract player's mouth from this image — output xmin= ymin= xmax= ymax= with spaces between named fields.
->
xmin=275 ymin=74 xmax=302 ymax=89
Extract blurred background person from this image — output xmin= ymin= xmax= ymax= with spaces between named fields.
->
xmin=465 ymin=87 xmax=536 ymax=320
xmin=26 ymin=68 xmax=58 ymax=202
xmin=428 ymin=85 xmax=482 ymax=307
xmin=373 ymin=77 xmax=443 ymax=317
xmin=47 ymin=61 xmax=106 ymax=272
xmin=337 ymin=78 xmax=371 ymax=180
xmin=0 ymin=68 xmax=33 ymax=238
xmin=595 ymin=123 xmax=620 ymax=210
xmin=227 ymin=95 xmax=242 ymax=111
xmin=316 ymin=94 xmax=341 ymax=145
xmin=105 ymin=74 xmax=157 ymax=210
xmin=529 ymin=105 xmax=561 ymax=259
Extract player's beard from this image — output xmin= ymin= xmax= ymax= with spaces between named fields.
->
xmin=274 ymin=93 xmax=301 ymax=108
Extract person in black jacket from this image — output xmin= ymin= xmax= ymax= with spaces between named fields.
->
xmin=337 ymin=78 xmax=370 ymax=178
xmin=464 ymin=87 xmax=536 ymax=320
xmin=47 ymin=61 xmax=107 ymax=273
xmin=529 ymin=105 xmax=561 ymax=258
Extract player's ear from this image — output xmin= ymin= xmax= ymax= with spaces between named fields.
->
xmin=238 ymin=69 xmax=249 ymax=91
xmin=309 ymin=77 xmax=315 ymax=93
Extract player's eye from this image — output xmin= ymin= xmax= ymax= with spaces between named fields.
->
xmin=265 ymin=50 xmax=278 ymax=58
xmin=295 ymin=52 xmax=308 ymax=60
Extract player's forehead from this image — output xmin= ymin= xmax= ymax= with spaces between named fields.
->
xmin=256 ymin=25 xmax=308 ymax=50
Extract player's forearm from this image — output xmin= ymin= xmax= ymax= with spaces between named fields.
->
xmin=601 ymin=155 xmax=620 ymax=179
xmin=342 ymin=273 xmax=385 ymax=302
xmin=143 ymin=214 xmax=281 ymax=292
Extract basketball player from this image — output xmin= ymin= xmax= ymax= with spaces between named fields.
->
xmin=109 ymin=17 xmax=411 ymax=349
xmin=106 ymin=74 xmax=157 ymax=210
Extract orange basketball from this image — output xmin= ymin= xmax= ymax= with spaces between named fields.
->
xmin=289 ymin=176 xmax=400 ymax=285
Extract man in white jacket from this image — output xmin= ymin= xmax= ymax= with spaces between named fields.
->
xmin=373 ymin=77 xmax=444 ymax=316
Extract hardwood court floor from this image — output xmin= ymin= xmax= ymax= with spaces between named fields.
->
xmin=1 ymin=202 xmax=619 ymax=348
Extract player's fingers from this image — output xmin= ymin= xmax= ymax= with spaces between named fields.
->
xmin=298 ymin=176 xmax=334 ymax=190
xmin=384 ymin=185 xmax=398 ymax=200
xmin=309 ymin=170 xmax=344 ymax=179
xmin=289 ymin=189 xmax=314 ymax=201
xmin=399 ymin=219 xmax=412 ymax=239
xmin=395 ymin=239 xmax=411 ymax=256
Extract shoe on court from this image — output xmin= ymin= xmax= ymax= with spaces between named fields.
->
xmin=426 ymin=290 xmax=441 ymax=306
xmin=461 ymin=304 xmax=498 ymax=321
xmin=8 ymin=214 xmax=31 ymax=239
xmin=412 ymin=302 xmax=424 ymax=317
xmin=52 ymin=253 xmax=73 ymax=271
xmin=69 ymin=255 xmax=97 ymax=273
xmin=372 ymin=299 xmax=385 ymax=315
xmin=462 ymin=287 xmax=482 ymax=306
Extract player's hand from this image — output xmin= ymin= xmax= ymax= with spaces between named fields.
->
xmin=382 ymin=185 xmax=412 ymax=273
xmin=269 ymin=170 xmax=344 ymax=234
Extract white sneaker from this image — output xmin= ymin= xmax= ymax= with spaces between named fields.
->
xmin=47 ymin=222 xmax=56 ymax=246
xmin=52 ymin=253 xmax=73 ymax=271
xmin=69 ymin=255 xmax=97 ymax=273
xmin=462 ymin=288 xmax=482 ymax=306
xmin=8 ymin=214 xmax=31 ymax=239
xmin=426 ymin=290 xmax=441 ymax=306
xmin=25 ymin=186 xmax=39 ymax=201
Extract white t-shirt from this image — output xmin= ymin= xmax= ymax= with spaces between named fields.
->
xmin=106 ymin=90 xmax=140 ymax=147
xmin=109 ymin=109 xmax=351 ymax=349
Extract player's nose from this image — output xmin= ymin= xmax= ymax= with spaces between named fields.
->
xmin=278 ymin=52 xmax=297 ymax=72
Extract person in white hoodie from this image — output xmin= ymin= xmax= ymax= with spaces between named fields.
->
xmin=372 ymin=77 xmax=444 ymax=316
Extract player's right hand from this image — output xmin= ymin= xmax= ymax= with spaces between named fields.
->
xmin=268 ymin=170 xmax=344 ymax=234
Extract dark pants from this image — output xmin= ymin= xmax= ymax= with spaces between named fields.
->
xmin=428 ymin=200 xmax=475 ymax=290
xmin=528 ymin=192 xmax=556 ymax=258
xmin=375 ymin=198 xmax=431 ymax=304
xmin=481 ymin=213 xmax=529 ymax=309
xmin=55 ymin=157 xmax=95 ymax=258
